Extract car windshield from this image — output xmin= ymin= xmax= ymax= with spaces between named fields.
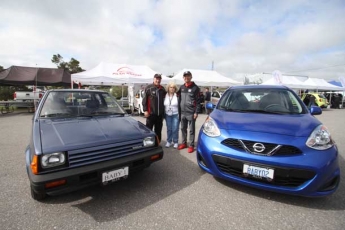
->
xmin=39 ymin=91 xmax=126 ymax=118
xmin=217 ymin=88 xmax=306 ymax=114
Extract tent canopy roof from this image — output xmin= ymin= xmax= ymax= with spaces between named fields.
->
xmin=168 ymin=69 xmax=242 ymax=86
xmin=303 ymin=78 xmax=344 ymax=91
xmin=0 ymin=66 xmax=71 ymax=86
xmin=261 ymin=75 xmax=310 ymax=89
xmin=71 ymin=62 xmax=169 ymax=85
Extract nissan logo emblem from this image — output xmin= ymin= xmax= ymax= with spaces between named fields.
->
xmin=253 ymin=143 xmax=265 ymax=153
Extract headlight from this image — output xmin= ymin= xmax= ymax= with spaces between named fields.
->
xmin=41 ymin=152 xmax=66 ymax=168
xmin=202 ymin=117 xmax=221 ymax=137
xmin=306 ymin=125 xmax=334 ymax=150
xmin=143 ymin=136 xmax=155 ymax=147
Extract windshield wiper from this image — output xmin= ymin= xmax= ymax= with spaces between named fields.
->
xmin=40 ymin=113 xmax=74 ymax=117
xmin=246 ymin=109 xmax=289 ymax=115
xmin=90 ymin=111 xmax=125 ymax=116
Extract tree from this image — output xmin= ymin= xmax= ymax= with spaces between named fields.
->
xmin=0 ymin=65 xmax=3 ymax=71
xmin=51 ymin=54 xmax=84 ymax=73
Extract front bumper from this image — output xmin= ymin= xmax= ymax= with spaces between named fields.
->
xmin=27 ymin=147 xmax=163 ymax=196
xmin=197 ymin=131 xmax=340 ymax=197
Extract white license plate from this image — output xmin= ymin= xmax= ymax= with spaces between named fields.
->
xmin=243 ymin=164 xmax=274 ymax=180
xmin=102 ymin=167 xmax=129 ymax=183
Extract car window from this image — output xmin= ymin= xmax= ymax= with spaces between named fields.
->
xmin=39 ymin=91 xmax=126 ymax=117
xmin=218 ymin=88 xmax=305 ymax=114
xmin=212 ymin=92 xmax=220 ymax=98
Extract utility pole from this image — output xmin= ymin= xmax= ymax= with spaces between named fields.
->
xmin=211 ymin=61 xmax=214 ymax=70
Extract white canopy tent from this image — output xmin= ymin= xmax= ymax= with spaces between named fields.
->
xmin=261 ymin=75 xmax=312 ymax=89
xmin=71 ymin=62 xmax=169 ymax=86
xmin=303 ymin=78 xmax=344 ymax=91
xmin=167 ymin=69 xmax=242 ymax=86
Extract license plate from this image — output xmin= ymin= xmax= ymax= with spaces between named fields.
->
xmin=102 ymin=167 xmax=129 ymax=184
xmin=243 ymin=164 xmax=274 ymax=180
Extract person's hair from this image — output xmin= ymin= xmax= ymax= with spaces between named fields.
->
xmin=166 ymin=82 xmax=178 ymax=92
xmin=205 ymin=87 xmax=209 ymax=90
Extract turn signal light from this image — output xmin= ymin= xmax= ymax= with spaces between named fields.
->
xmin=30 ymin=155 xmax=39 ymax=175
xmin=45 ymin=179 xmax=66 ymax=189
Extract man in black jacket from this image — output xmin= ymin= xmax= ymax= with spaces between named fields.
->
xmin=142 ymin=74 xmax=167 ymax=142
xmin=177 ymin=71 xmax=201 ymax=153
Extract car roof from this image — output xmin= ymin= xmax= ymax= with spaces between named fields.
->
xmin=229 ymin=85 xmax=289 ymax=90
xmin=46 ymin=89 xmax=107 ymax=93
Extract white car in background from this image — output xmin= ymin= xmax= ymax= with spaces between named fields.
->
xmin=211 ymin=90 xmax=224 ymax=105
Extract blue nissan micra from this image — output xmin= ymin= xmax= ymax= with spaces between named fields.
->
xmin=197 ymin=85 xmax=340 ymax=197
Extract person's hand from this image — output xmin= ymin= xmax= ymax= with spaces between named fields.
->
xmin=144 ymin=111 xmax=149 ymax=118
xmin=194 ymin=113 xmax=198 ymax=119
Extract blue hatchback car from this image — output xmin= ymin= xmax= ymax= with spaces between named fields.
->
xmin=197 ymin=85 xmax=340 ymax=197
xmin=26 ymin=89 xmax=164 ymax=200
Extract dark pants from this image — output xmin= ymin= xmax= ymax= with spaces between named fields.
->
xmin=146 ymin=114 xmax=164 ymax=142
xmin=180 ymin=113 xmax=196 ymax=147
xmin=204 ymin=100 xmax=210 ymax=114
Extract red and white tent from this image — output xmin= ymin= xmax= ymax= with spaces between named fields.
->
xmin=71 ymin=62 xmax=169 ymax=86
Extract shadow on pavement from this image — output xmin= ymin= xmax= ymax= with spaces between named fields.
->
xmin=41 ymin=149 xmax=205 ymax=222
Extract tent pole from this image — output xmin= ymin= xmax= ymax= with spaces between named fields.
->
xmin=122 ymin=84 xmax=124 ymax=106
xmin=34 ymin=65 xmax=38 ymax=112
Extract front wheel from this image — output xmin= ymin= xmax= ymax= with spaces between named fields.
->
xmin=30 ymin=185 xmax=46 ymax=201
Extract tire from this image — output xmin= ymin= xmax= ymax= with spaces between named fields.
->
xmin=30 ymin=185 xmax=46 ymax=201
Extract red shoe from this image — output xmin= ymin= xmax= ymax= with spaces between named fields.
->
xmin=177 ymin=143 xmax=187 ymax=150
xmin=188 ymin=146 xmax=195 ymax=153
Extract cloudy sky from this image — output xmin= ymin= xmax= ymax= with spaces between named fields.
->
xmin=1 ymin=0 xmax=345 ymax=81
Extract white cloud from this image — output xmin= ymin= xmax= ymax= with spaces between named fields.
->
xmin=1 ymin=0 xmax=345 ymax=81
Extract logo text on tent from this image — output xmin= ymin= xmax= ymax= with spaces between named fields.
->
xmin=113 ymin=67 xmax=142 ymax=76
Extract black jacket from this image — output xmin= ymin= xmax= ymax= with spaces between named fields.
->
xmin=142 ymin=84 xmax=166 ymax=116
xmin=205 ymin=91 xmax=211 ymax=101
xmin=177 ymin=82 xmax=201 ymax=115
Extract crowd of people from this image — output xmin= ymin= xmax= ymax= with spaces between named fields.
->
xmin=142 ymin=71 xmax=205 ymax=153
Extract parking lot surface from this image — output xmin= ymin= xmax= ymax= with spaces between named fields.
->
xmin=1 ymin=110 xmax=344 ymax=230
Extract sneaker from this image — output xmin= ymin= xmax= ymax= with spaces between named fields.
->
xmin=187 ymin=146 xmax=195 ymax=153
xmin=173 ymin=143 xmax=178 ymax=149
xmin=177 ymin=143 xmax=187 ymax=150
xmin=165 ymin=142 xmax=171 ymax=148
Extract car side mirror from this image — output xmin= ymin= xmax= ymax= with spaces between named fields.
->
xmin=309 ymin=106 xmax=322 ymax=115
xmin=206 ymin=102 xmax=215 ymax=110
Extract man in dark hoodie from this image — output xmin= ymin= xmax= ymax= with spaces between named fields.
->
xmin=142 ymin=73 xmax=167 ymax=142
xmin=177 ymin=71 xmax=201 ymax=153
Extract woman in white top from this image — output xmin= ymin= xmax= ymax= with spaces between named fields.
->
xmin=164 ymin=82 xmax=179 ymax=148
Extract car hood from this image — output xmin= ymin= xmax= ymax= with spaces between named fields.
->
xmin=212 ymin=110 xmax=321 ymax=137
xmin=39 ymin=116 xmax=150 ymax=152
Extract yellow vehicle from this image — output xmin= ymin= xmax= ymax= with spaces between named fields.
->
xmin=301 ymin=93 xmax=329 ymax=108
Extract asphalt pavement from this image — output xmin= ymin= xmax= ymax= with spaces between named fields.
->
xmin=0 ymin=109 xmax=344 ymax=230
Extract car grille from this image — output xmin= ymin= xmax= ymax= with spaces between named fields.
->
xmin=212 ymin=155 xmax=315 ymax=187
xmin=68 ymin=139 xmax=154 ymax=168
xmin=221 ymin=138 xmax=302 ymax=156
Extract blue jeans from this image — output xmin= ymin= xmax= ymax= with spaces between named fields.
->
xmin=165 ymin=114 xmax=179 ymax=143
